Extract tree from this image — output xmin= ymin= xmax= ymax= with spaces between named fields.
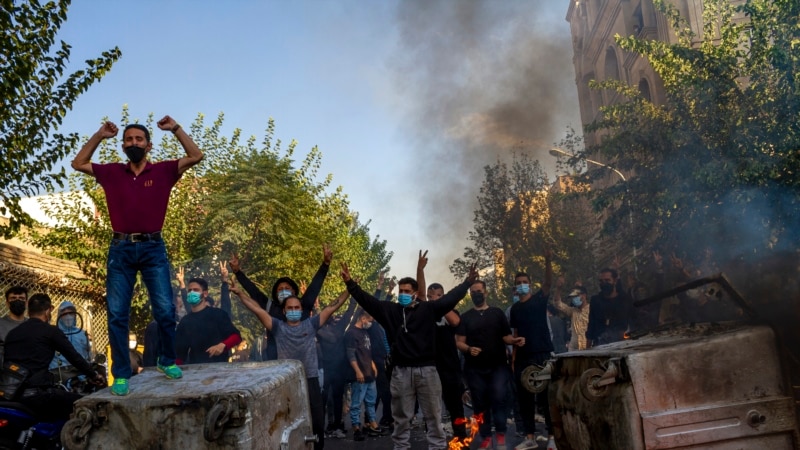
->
xmin=29 ymin=108 xmax=391 ymax=339
xmin=558 ymin=0 xmax=800 ymax=275
xmin=0 ymin=0 xmax=121 ymax=237
xmin=451 ymin=153 xmax=554 ymax=305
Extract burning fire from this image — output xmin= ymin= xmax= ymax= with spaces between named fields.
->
xmin=448 ymin=413 xmax=484 ymax=449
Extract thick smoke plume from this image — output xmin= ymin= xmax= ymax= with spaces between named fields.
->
xmin=389 ymin=1 xmax=579 ymax=278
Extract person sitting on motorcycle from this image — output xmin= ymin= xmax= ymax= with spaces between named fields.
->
xmin=4 ymin=293 xmax=105 ymax=421
xmin=48 ymin=301 xmax=92 ymax=380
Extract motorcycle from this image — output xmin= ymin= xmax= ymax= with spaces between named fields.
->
xmin=0 ymin=310 xmax=106 ymax=450
xmin=0 ymin=399 xmax=66 ymax=450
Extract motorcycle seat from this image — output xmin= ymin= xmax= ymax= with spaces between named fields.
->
xmin=0 ymin=400 xmax=38 ymax=417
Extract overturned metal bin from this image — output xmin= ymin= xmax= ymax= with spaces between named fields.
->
xmin=546 ymin=276 xmax=800 ymax=449
xmin=62 ymin=360 xmax=315 ymax=450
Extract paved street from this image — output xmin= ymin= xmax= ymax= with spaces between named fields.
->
xmin=326 ymin=409 xmax=551 ymax=450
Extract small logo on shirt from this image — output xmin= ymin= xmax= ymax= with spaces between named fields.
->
xmin=144 ymin=180 xmax=154 ymax=187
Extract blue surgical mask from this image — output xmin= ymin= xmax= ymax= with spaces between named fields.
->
xmin=512 ymin=295 xmax=520 ymax=303
xmin=187 ymin=291 xmax=203 ymax=305
xmin=570 ymin=296 xmax=583 ymax=307
xmin=286 ymin=310 xmax=302 ymax=322
xmin=397 ymin=293 xmax=413 ymax=307
xmin=61 ymin=314 xmax=76 ymax=328
xmin=277 ymin=289 xmax=293 ymax=302
xmin=515 ymin=284 xmax=530 ymax=295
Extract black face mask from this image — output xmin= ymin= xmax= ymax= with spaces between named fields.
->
xmin=471 ymin=292 xmax=486 ymax=308
xmin=599 ymin=282 xmax=614 ymax=295
xmin=124 ymin=145 xmax=147 ymax=164
xmin=8 ymin=300 xmax=25 ymax=316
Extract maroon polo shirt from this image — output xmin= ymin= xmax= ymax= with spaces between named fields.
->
xmin=93 ymin=160 xmax=181 ymax=234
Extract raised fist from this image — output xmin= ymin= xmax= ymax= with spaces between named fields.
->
xmin=98 ymin=121 xmax=118 ymax=139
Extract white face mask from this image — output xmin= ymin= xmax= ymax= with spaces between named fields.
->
xmin=363 ymin=321 xmax=373 ymax=330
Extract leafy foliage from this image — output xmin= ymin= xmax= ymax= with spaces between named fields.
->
xmin=559 ymin=0 xmax=800 ymax=273
xmin=452 ymin=154 xmax=552 ymax=304
xmin=0 ymin=0 xmax=120 ymax=237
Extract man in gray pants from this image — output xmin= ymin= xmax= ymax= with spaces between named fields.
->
xmin=340 ymin=259 xmax=477 ymax=449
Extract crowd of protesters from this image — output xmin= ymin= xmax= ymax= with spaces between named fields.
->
xmin=0 ymin=116 xmax=744 ymax=450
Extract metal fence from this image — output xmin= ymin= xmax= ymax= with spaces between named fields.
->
xmin=0 ymin=261 xmax=107 ymax=356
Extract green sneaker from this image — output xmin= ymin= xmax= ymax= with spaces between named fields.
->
xmin=157 ymin=361 xmax=183 ymax=379
xmin=111 ymin=378 xmax=129 ymax=396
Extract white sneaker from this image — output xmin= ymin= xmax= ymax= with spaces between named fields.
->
xmin=546 ymin=437 xmax=557 ymax=450
xmin=536 ymin=435 xmax=550 ymax=442
xmin=534 ymin=413 xmax=545 ymax=423
xmin=514 ymin=438 xmax=538 ymax=450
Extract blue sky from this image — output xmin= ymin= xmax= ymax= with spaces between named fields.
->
xmin=53 ymin=0 xmax=581 ymax=289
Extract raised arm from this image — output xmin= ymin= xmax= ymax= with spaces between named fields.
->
xmin=318 ymin=289 xmax=350 ymax=327
xmin=542 ymin=247 xmax=553 ymax=296
xmin=71 ymin=121 xmax=119 ymax=175
xmin=550 ymin=275 xmax=571 ymax=315
xmin=341 ymin=263 xmax=385 ymax=320
xmin=301 ymin=244 xmax=332 ymax=312
xmin=219 ymin=261 xmax=232 ymax=318
xmin=417 ymin=250 xmax=428 ymax=300
xmin=433 ymin=263 xmax=479 ymax=316
xmin=230 ymin=253 xmax=270 ymax=309
xmin=156 ymin=115 xmax=203 ymax=174
xmin=230 ymin=277 xmax=273 ymax=330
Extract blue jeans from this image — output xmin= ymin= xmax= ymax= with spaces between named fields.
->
xmin=464 ymin=365 xmax=510 ymax=438
xmin=349 ymin=380 xmax=377 ymax=427
xmin=106 ymin=239 xmax=176 ymax=379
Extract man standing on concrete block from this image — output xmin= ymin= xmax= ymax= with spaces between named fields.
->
xmin=72 ymin=116 xmax=203 ymax=396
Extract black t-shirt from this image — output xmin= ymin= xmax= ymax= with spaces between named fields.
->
xmin=456 ymin=307 xmax=511 ymax=370
xmin=510 ymin=289 xmax=554 ymax=360
xmin=345 ymin=327 xmax=375 ymax=382
xmin=175 ymin=306 xmax=240 ymax=364
xmin=435 ymin=311 xmax=461 ymax=373
xmin=586 ymin=291 xmax=634 ymax=345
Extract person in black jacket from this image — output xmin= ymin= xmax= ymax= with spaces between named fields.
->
xmin=228 ymin=245 xmax=331 ymax=361
xmin=586 ymin=268 xmax=634 ymax=347
xmin=340 ymin=254 xmax=477 ymax=450
xmin=317 ymin=297 xmax=357 ymax=438
xmin=429 ymin=282 xmax=467 ymax=440
xmin=5 ymin=294 xmax=105 ymax=421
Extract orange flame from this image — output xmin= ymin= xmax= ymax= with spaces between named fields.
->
xmin=448 ymin=413 xmax=484 ymax=449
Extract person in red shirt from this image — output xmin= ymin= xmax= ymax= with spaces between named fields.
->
xmin=71 ymin=116 xmax=203 ymax=396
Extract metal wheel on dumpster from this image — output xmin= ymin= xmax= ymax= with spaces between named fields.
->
xmin=520 ymin=364 xmax=548 ymax=394
xmin=204 ymin=402 xmax=232 ymax=442
xmin=62 ymin=417 xmax=88 ymax=450
xmin=579 ymin=368 xmax=608 ymax=401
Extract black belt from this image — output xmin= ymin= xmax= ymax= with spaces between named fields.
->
xmin=112 ymin=231 xmax=162 ymax=242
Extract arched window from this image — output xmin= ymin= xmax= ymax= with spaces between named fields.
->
xmin=604 ymin=47 xmax=620 ymax=81
xmin=638 ymin=78 xmax=652 ymax=102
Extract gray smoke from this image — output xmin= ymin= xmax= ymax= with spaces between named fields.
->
xmin=390 ymin=0 xmax=579 ymax=276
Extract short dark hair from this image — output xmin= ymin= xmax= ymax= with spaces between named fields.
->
xmin=187 ymin=278 xmax=209 ymax=291
xmin=600 ymin=268 xmax=619 ymax=279
xmin=124 ymin=124 xmax=151 ymax=143
xmin=427 ymin=283 xmax=444 ymax=292
xmin=397 ymin=277 xmax=418 ymax=291
xmin=5 ymin=286 xmax=28 ymax=300
xmin=514 ymin=272 xmax=531 ymax=282
xmin=28 ymin=293 xmax=52 ymax=315
xmin=282 ymin=296 xmax=302 ymax=308
xmin=470 ymin=280 xmax=486 ymax=290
